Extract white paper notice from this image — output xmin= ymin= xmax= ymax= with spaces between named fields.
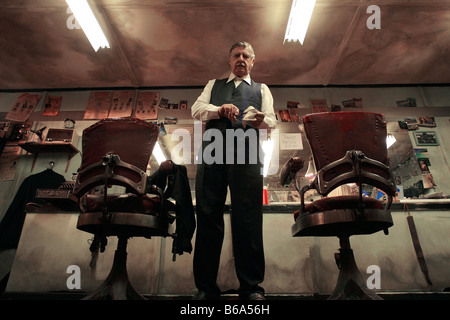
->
xmin=280 ymin=133 xmax=303 ymax=150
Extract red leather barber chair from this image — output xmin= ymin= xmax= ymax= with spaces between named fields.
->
xmin=72 ymin=118 xmax=174 ymax=300
xmin=280 ymin=112 xmax=396 ymax=300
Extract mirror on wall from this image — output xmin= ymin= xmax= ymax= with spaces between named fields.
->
xmin=387 ymin=122 xmax=436 ymax=199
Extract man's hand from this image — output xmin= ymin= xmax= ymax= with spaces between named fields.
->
xmin=218 ymin=104 xmax=240 ymax=122
xmin=242 ymin=107 xmax=266 ymax=128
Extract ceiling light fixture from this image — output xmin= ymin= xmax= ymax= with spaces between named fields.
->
xmin=66 ymin=0 xmax=110 ymax=52
xmin=284 ymin=0 xmax=316 ymax=45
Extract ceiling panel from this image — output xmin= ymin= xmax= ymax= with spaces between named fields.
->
xmin=0 ymin=0 xmax=449 ymax=90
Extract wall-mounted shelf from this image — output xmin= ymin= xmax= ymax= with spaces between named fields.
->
xmin=19 ymin=142 xmax=79 ymax=157
xmin=18 ymin=142 xmax=80 ymax=172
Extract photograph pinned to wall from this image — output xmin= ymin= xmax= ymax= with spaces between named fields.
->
xmin=331 ymin=104 xmax=341 ymax=112
xmin=158 ymin=98 xmax=169 ymax=109
xmin=278 ymin=109 xmax=292 ymax=122
xmin=398 ymin=117 xmax=419 ymax=130
xmin=157 ymin=122 xmax=167 ymax=138
xmin=288 ymin=108 xmax=300 ymax=122
xmin=180 ymin=100 xmax=188 ymax=109
xmin=422 ymin=173 xmax=437 ymax=189
xmin=135 ymin=91 xmax=159 ymax=120
xmin=0 ymin=146 xmax=20 ymax=181
xmin=5 ymin=93 xmax=42 ymax=122
xmin=309 ymin=98 xmax=328 ymax=113
xmin=417 ymin=158 xmax=431 ymax=173
xmin=417 ymin=116 xmax=436 ymax=127
xmin=84 ymin=91 xmax=112 ymax=119
xmin=414 ymin=131 xmax=439 ymax=146
xmin=108 ymin=90 xmax=135 ymax=118
xmin=168 ymin=103 xmax=179 ymax=109
xmin=287 ymin=101 xmax=300 ymax=122
xmin=396 ymin=97 xmax=417 ymax=107
xmin=414 ymin=147 xmax=436 ymax=188
xmin=342 ymin=97 xmax=362 ymax=109
xmin=287 ymin=101 xmax=299 ymax=108
xmin=42 ymin=95 xmax=62 ymax=116
xmin=414 ymin=148 xmax=429 ymax=159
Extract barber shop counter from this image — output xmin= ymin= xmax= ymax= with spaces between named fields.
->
xmin=4 ymin=200 xmax=450 ymax=298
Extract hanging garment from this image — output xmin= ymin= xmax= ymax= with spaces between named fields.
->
xmin=0 ymin=169 xmax=66 ymax=249
xmin=147 ymin=163 xmax=196 ymax=257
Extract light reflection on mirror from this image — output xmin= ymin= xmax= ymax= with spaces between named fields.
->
xmin=387 ymin=122 xmax=426 ymax=198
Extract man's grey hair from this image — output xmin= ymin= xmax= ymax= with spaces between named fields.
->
xmin=229 ymin=41 xmax=255 ymax=59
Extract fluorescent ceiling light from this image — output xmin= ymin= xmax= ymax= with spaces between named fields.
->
xmin=66 ymin=0 xmax=110 ymax=52
xmin=284 ymin=0 xmax=316 ymax=45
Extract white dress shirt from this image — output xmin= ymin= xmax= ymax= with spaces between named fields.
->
xmin=191 ymin=73 xmax=278 ymax=129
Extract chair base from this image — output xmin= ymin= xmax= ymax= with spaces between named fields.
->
xmin=82 ymin=236 xmax=145 ymax=300
xmin=292 ymin=209 xmax=390 ymax=300
xmin=77 ymin=212 xmax=173 ymax=300
xmin=328 ymin=237 xmax=382 ymax=300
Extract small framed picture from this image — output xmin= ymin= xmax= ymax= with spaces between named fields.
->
xmin=414 ymin=131 xmax=439 ymax=146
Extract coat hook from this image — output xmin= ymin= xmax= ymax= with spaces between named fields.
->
xmin=48 ymin=161 xmax=55 ymax=170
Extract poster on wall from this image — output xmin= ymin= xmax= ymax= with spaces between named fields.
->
xmin=417 ymin=116 xmax=436 ymax=127
xmin=84 ymin=91 xmax=112 ymax=119
xmin=309 ymin=98 xmax=328 ymax=113
xmin=42 ymin=95 xmax=63 ymax=116
xmin=0 ymin=146 xmax=20 ymax=181
xmin=5 ymin=93 xmax=41 ymax=122
xmin=180 ymin=100 xmax=188 ymax=109
xmin=134 ymin=91 xmax=159 ymax=120
xmin=342 ymin=97 xmax=363 ymax=108
xmin=414 ymin=148 xmax=436 ymax=189
xmin=108 ymin=90 xmax=135 ymax=118
xmin=414 ymin=131 xmax=439 ymax=146
xmin=279 ymin=109 xmax=292 ymax=122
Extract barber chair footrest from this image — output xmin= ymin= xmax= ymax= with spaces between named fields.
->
xmin=82 ymin=237 xmax=146 ymax=300
xmin=328 ymin=247 xmax=382 ymax=300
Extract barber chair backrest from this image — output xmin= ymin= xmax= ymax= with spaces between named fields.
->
xmin=302 ymin=112 xmax=395 ymax=197
xmin=73 ymin=118 xmax=159 ymax=198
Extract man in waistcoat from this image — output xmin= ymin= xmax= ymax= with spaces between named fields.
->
xmin=191 ymin=41 xmax=277 ymax=300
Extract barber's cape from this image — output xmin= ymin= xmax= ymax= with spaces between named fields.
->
xmin=147 ymin=163 xmax=196 ymax=257
xmin=0 ymin=169 xmax=66 ymax=249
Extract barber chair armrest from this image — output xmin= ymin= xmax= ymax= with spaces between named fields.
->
xmin=279 ymin=157 xmax=305 ymax=187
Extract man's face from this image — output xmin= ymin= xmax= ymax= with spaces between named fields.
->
xmin=228 ymin=46 xmax=254 ymax=77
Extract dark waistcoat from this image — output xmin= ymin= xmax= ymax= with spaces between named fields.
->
xmin=202 ymin=78 xmax=263 ymax=163
xmin=206 ymin=78 xmax=262 ymax=132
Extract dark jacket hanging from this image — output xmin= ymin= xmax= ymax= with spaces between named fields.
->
xmin=147 ymin=163 xmax=196 ymax=256
xmin=0 ymin=169 xmax=66 ymax=249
